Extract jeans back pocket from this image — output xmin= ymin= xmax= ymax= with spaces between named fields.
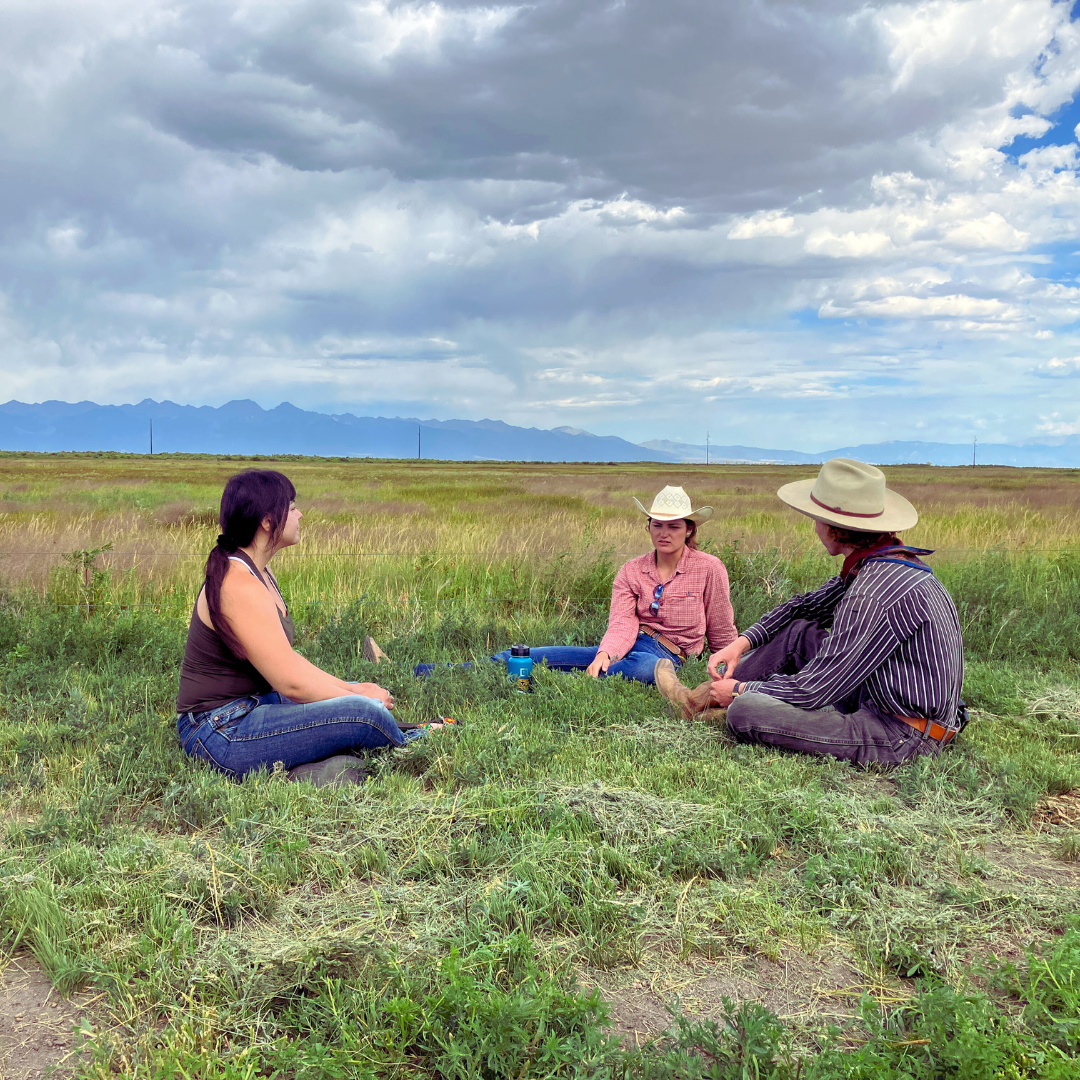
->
xmin=210 ymin=696 xmax=258 ymax=732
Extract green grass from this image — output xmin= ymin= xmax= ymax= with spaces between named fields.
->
xmin=1 ymin=456 xmax=1079 ymax=1077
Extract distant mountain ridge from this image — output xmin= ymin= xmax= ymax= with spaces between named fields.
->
xmin=0 ymin=399 xmax=677 ymax=462
xmin=2 ymin=399 xmax=1079 ymax=467
xmin=643 ymin=438 xmax=1080 ymax=469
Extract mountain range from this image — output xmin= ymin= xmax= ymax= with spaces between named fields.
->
xmin=0 ymin=399 xmax=672 ymax=462
xmin=3 ymin=399 xmax=1080 ymax=467
xmin=643 ymin=438 xmax=1080 ymax=468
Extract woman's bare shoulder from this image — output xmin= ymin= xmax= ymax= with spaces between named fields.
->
xmin=220 ymin=561 xmax=274 ymax=605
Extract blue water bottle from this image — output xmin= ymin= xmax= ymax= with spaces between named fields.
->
xmin=507 ymin=644 xmax=533 ymax=693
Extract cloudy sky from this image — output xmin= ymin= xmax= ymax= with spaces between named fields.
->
xmin=2 ymin=0 xmax=1080 ymax=449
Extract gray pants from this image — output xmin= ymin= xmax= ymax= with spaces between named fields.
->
xmin=726 ymin=620 xmax=937 ymax=766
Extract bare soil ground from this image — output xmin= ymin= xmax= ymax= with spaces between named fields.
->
xmin=587 ymin=819 xmax=1080 ymax=1050
xmin=1033 ymin=788 xmax=1080 ymax=829
xmin=0 ymin=955 xmax=92 ymax=1080
xmin=584 ymin=946 xmax=870 ymax=1047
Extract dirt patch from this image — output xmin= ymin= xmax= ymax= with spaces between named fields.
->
xmin=979 ymin=839 xmax=1080 ymax=887
xmin=357 ymin=501 xmax=431 ymax=516
xmin=154 ymin=502 xmax=217 ymax=529
xmin=1032 ymin=789 xmax=1080 ymax=829
xmin=584 ymin=947 xmax=869 ymax=1045
xmin=0 ymin=954 xmax=93 ymax=1080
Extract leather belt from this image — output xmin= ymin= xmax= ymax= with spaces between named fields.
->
xmin=895 ymin=714 xmax=956 ymax=744
xmin=638 ymin=624 xmax=689 ymax=661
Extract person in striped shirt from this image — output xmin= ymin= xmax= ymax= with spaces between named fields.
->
xmin=702 ymin=458 xmax=965 ymax=766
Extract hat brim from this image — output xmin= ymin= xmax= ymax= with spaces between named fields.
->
xmin=633 ymin=497 xmax=713 ymax=524
xmin=776 ymin=479 xmax=917 ymax=532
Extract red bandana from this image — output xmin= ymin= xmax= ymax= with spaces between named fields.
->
xmin=840 ymin=534 xmax=901 ymax=581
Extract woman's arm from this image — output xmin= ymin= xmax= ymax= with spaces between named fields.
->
xmin=219 ymin=569 xmax=392 ymax=705
xmin=595 ymin=563 xmax=641 ymax=665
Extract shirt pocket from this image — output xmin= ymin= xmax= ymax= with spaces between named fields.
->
xmin=661 ymin=592 xmax=704 ymax=626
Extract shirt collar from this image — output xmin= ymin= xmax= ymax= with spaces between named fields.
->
xmin=650 ymin=545 xmax=693 ymax=579
xmin=842 ymin=541 xmax=934 ymax=581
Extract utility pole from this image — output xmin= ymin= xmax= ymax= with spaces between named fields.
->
xmin=706 ymin=430 xmax=710 ymax=466
xmin=150 ymin=420 xmax=153 ymax=456
xmin=418 ymin=424 xmax=421 ymax=461
xmin=972 ymin=434 xmax=976 ymax=467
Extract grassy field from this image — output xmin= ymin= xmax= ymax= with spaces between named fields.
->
xmin=1 ymin=453 xmax=1079 ymax=1079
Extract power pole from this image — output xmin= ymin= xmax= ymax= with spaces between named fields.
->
xmin=972 ymin=434 xmax=976 ymax=467
xmin=706 ymin=430 xmax=710 ymax=466
xmin=418 ymin=424 xmax=421 ymax=461
xmin=150 ymin=420 xmax=153 ymax=456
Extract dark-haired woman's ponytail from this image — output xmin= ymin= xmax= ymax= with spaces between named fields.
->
xmin=204 ymin=545 xmax=248 ymax=659
xmin=203 ymin=468 xmax=296 ymax=659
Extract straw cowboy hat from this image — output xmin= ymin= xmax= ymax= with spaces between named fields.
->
xmin=633 ymin=485 xmax=713 ymax=524
xmin=777 ymin=458 xmax=917 ymax=533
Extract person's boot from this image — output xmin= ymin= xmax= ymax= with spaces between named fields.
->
xmin=287 ymin=755 xmax=368 ymax=787
xmin=683 ymin=680 xmax=714 ymax=719
xmin=362 ymin=635 xmax=388 ymax=664
xmin=654 ymin=658 xmax=694 ymax=714
xmin=697 ymin=707 xmax=728 ymax=725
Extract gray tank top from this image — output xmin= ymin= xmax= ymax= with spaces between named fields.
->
xmin=176 ymin=550 xmax=296 ymax=714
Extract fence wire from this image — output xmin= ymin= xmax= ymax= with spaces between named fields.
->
xmin=3 ymin=547 xmax=1080 ymax=558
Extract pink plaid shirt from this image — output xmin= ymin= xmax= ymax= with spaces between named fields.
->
xmin=597 ymin=547 xmax=738 ymax=660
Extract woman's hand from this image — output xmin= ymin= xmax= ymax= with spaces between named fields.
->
xmin=349 ymin=682 xmax=395 ymax=709
xmin=707 ymin=635 xmax=752 ymax=680
xmin=586 ymin=652 xmax=611 ymax=678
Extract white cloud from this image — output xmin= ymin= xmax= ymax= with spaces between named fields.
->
xmin=1036 ymin=410 xmax=1080 ymax=434
xmin=821 ymin=294 xmax=1022 ymax=321
xmin=1034 ymin=355 xmax=1080 ymax=377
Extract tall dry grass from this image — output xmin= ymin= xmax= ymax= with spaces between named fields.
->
xmin=3 ymin=455 xmax=1080 ymax=618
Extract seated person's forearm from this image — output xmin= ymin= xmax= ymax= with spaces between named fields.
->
xmin=270 ymin=656 xmax=368 ymax=703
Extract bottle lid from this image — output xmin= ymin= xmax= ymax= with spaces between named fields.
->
xmin=510 ymin=644 xmax=530 ymax=656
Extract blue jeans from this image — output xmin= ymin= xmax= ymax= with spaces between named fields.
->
xmin=176 ymin=691 xmax=405 ymax=780
xmin=414 ymin=633 xmax=684 ymax=685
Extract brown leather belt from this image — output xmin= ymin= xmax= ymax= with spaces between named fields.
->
xmin=895 ymin=714 xmax=956 ymax=744
xmin=638 ymin=624 xmax=690 ymax=661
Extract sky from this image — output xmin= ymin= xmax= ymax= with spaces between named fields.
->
xmin=2 ymin=0 xmax=1080 ymax=450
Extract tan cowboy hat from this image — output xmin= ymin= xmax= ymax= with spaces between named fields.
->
xmin=777 ymin=458 xmax=917 ymax=532
xmin=633 ymin=485 xmax=713 ymax=524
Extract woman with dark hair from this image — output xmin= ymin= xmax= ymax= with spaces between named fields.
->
xmin=176 ymin=469 xmax=412 ymax=781
xmin=380 ymin=485 xmax=738 ymax=713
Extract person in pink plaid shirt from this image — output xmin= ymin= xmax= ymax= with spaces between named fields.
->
xmin=578 ymin=485 xmax=739 ymax=713
xmin=399 ymin=485 xmax=737 ymax=713
xmin=425 ymin=485 xmax=737 ymax=710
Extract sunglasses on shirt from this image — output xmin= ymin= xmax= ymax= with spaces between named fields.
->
xmin=649 ymin=582 xmax=664 ymax=615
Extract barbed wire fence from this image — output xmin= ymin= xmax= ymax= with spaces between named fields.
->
xmin=1 ymin=542 xmax=1075 ymax=616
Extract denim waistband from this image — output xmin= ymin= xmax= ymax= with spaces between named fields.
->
xmin=177 ymin=695 xmax=259 ymax=733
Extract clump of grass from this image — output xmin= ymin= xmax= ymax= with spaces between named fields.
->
xmin=1057 ymin=834 xmax=1080 ymax=862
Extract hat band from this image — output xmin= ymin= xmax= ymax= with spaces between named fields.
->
xmin=811 ymin=492 xmax=884 ymax=519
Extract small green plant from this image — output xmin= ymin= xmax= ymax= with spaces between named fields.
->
xmin=61 ymin=542 xmax=113 ymax=612
xmin=1057 ymin=833 xmax=1080 ymax=862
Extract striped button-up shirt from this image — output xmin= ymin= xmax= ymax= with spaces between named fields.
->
xmin=740 ymin=552 xmax=964 ymax=730
xmin=598 ymin=547 xmax=738 ymax=661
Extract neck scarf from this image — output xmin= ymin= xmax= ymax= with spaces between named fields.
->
xmin=840 ymin=534 xmax=901 ymax=581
